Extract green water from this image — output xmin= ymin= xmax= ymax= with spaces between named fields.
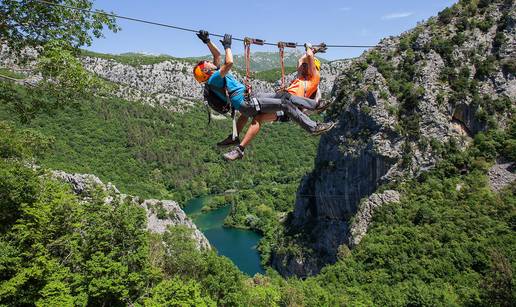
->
xmin=184 ymin=197 xmax=265 ymax=276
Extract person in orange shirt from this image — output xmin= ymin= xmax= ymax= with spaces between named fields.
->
xmin=287 ymin=45 xmax=321 ymax=100
xmin=220 ymin=43 xmax=332 ymax=161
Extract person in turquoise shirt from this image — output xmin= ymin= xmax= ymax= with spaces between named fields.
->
xmin=206 ymin=70 xmax=246 ymax=110
xmin=193 ymin=30 xmax=335 ymax=161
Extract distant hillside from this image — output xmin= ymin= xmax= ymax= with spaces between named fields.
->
xmin=91 ymin=49 xmax=331 ymax=72
xmin=80 ymin=50 xmax=198 ymax=66
xmin=226 ymin=50 xmax=329 ymax=72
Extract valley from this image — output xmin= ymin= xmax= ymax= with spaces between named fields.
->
xmin=0 ymin=0 xmax=514 ymax=305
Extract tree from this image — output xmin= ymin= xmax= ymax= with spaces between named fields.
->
xmin=0 ymin=0 xmax=118 ymax=51
xmin=0 ymin=0 xmax=119 ymax=121
xmin=144 ymin=278 xmax=215 ymax=307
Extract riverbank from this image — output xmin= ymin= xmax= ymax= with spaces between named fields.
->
xmin=184 ymin=197 xmax=265 ymax=276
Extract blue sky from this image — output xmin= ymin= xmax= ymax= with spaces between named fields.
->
xmin=89 ymin=0 xmax=457 ymax=60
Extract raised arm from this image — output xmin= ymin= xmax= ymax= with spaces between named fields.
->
xmin=218 ymin=34 xmax=233 ymax=78
xmin=304 ymin=43 xmax=317 ymax=78
xmin=207 ymin=41 xmax=221 ymax=67
xmin=197 ymin=30 xmax=221 ymax=67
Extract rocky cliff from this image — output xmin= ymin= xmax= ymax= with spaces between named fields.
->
xmin=272 ymin=0 xmax=515 ymax=277
xmin=1 ymin=45 xmax=346 ymax=111
xmin=52 ymin=170 xmax=211 ymax=250
xmin=80 ymin=56 xmax=347 ymax=110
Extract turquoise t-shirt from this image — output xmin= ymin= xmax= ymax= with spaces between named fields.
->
xmin=207 ymin=70 xmax=246 ymax=110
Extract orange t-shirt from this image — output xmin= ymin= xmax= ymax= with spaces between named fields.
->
xmin=287 ymin=71 xmax=320 ymax=98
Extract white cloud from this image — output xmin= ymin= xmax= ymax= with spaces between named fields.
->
xmin=339 ymin=7 xmax=351 ymax=11
xmin=381 ymin=12 xmax=414 ymax=20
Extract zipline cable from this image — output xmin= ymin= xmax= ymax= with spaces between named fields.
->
xmin=30 ymin=0 xmax=378 ymax=49
xmin=0 ymin=73 xmax=35 ymax=87
xmin=200 ymin=191 xmax=353 ymax=199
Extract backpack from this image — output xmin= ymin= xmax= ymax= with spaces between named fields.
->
xmin=203 ymin=79 xmax=232 ymax=114
xmin=202 ymin=78 xmax=239 ymax=138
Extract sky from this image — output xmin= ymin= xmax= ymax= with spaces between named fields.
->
xmin=88 ymin=0 xmax=458 ymax=61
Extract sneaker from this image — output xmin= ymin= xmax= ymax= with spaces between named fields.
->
xmin=217 ymin=134 xmax=240 ymax=147
xmin=304 ymin=99 xmax=332 ymax=115
xmin=223 ymin=147 xmax=244 ymax=161
xmin=312 ymin=121 xmax=336 ymax=136
xmin=313 ymin=99 xmax=333 ymax=114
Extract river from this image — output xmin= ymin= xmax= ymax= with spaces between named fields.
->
xmin=183 ymin=197 xmax=265 ymax=276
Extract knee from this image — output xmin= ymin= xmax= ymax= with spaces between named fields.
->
xmin=280 ymin=94 xmax=292 ymax=110
xmin=280 ymin=99 xmax=295 ymax=112
xmin=279 ymin=92 xmax=291 ymax=103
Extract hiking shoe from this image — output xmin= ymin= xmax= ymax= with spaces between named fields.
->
xmin=217 ymin=134 xmax=240 ymax=147
xmin=312 ymin=121 xmax=336 ymax=136
xmin=304 ymin=99 xmax=332 ymax=115
xmin=314 ymin=99 xmax=333 ymax=114
xmin=223 ymin=147 xmax=244 ymax=161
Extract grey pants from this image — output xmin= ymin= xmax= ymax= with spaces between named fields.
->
xmin=253 ymin=92 xmax=319 ymax=110
xmin=238 ymin=92 xmax=318 ymax=133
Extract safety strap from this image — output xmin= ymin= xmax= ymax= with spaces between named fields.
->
xmin=223 ymin=88 xmax=238 ymax=141
xmin=243 ymin=37 xmax=265 ymax=97
xmin=243 ymin=38 xmax=252 ymax=96
xmin=278 ymin=42 xmax=285 ymax=90
xmin=277 ymin=41 xmax=297 ymax=91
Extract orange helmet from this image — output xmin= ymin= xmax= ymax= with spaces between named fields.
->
xmin=193 ymin=61 xmax=213 ymax=83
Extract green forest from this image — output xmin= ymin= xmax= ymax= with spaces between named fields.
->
xmin=0 ymin=85 xmax=319 ymax=264
xmin=1 ymin=103 xmax=514 ymax=305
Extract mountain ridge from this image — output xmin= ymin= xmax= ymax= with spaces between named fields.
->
xmin=271 ymin=0 xmax=515 ymax=277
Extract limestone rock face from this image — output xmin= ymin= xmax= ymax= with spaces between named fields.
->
xmin=142 ymin=199 xmax=211 ymax=250
xmin=488 ymin=162 xmax=516 ymax=192
xmin=273 ymin=0 xmax=515 ymax=277
xmin=348 ymin=190 xmax=401 ymax=248
xmin=1 ymin=44 xmax=346 ymax=112
xmin=81 ymin=56 xmax=348 ymax=111
xmin=52 ymin=171 xmax=210 ymax=250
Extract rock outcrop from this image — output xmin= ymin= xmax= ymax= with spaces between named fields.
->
xmin=81 ymin=56 xmax=348 ymax=110
xmin=488 ymin=162 xmax=516 ymax=192
xmin=348 ymin=190 xmax=401 ymax=247
xmin=1 ymin=44 xmax=346 ymax=112
xmin=52 ymin=170 xmax=210 ymax=250
xmin=273 ymin=0 xmax=515 ymax=277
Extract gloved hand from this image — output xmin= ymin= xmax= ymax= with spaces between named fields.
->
xmin=304 ymin=42 xmax=313 ymax=51
xmin=220 ymin=34 xmax=232 ymax=49
xmin=197 ymin=30 xmax=210 ymax=44
xmin=314 ymin=42 xmax=328 ymax=53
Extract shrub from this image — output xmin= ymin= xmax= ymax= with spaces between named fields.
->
xmin=431 ymin=38 xmax=455 ymax=64
xmin=475 ymin=56 xmax=497 ymax=80
xmin=493 ymin=32 xmax=506 ymax=53
xmin=452 ymin=33 xmax=467 ymax=46
xmin=438 ymin=7 xmax=455 ymax=24
xmin=501 ymin=59 xmax=516 ymax=75
xmin=475 ymin=18 xmax=494 ymax=32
